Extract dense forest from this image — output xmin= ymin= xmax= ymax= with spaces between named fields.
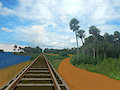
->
xmin=80 ymin=28 xmax=120 ymax=59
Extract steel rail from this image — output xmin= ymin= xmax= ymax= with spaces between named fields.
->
xmin=3 ymin=54 xmax=41 ymax=90
xmin=44 ymin=54 xmax=61 ymax=90
xmin=47 ymin=57 xmax=70 ymax=90
xmin=1 ymin=53 xmax=70 ymax=90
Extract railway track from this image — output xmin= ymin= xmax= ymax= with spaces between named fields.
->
xmin=1 ymin=54 xmax=70 ymax=90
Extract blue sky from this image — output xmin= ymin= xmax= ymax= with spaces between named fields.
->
xmin=0 ymin=0 xmax=120 ymax=50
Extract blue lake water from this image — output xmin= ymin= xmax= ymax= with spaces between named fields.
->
xmin=0 ymin=52 xmax=31 ymax=69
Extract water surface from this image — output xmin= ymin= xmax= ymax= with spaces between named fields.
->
xmin=0 ymin=52 xmax=31 ymax=69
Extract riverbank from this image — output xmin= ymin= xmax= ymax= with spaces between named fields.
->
xmin=0 ymin=61 xmax=31 ymax=88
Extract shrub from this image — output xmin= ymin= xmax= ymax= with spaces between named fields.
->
xmin=70 ymin=54 xmax=100 ymax=65
xmin=70 ymin=54 xmax=120 ymax=80
xmin=20 ymin=51 xmax=24 ymax=53
xmin=70 ymin=55 xmax=77 ymax=65
xmin=96 ymin=58 xmax=120 ymax=74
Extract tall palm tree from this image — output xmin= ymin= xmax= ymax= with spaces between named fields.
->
xmin=77 ymin=30 xmax=85 ymax=55
xmin=89 ymin=26 xmax=100 ymax=58
xmin=69 ymin=18 xmax=80 ymax=60
xmin=114 ymin=31 xmax=120 ymax=44
xmin=77 ymin=30 xmax=85 ymax=45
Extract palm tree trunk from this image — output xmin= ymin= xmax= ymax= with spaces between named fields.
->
xmin=80 ymin=38 xmax=85 ymax=55
xmin=96 ymin=40 xmax=98 ymax=58
xmin=75 ymin=31 xmax=79 ymax=61
xmin=97 ymin=48 xmax=98 ymax=58
xmin=93 ymin=38 xmax=96 ymax=58
xmin=81 ymin=38 xmax=84 ymax=45
xmin=93 ymin=48 xmax=95 ymax=58
xmin=104 ymin=50 xmax=106 ymax=59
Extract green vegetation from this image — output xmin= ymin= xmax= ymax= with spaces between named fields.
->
xmin=44 ymin=48 xmax=77 ymax=54
xmin=70 ymin=54 xmax=101 ymax=65
xmin=30 ymin=53 xmax=40 ymax=61
xmin=69 ymin=18 xmax=120 ymax=80
xmin=45 ymin=54 xmax=69 ymax=70
xmin=22 ymin=46 xmax=42 ymax=54
xmin=71 ymin=55 xmax=120 ymax=80
xmin=13 ymin=46 xmax=42 ymax=61
xmin=59 ymin=52 xmax=69 ymax=57
xmin=13 ymin=45 xmax=42 ymax=54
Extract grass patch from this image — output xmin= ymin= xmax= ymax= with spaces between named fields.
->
xmin=45 ymin=54 xmax=69 ymax=70
xmin=30 ymin=53 xmax=40 ymax=61
xmin=70 ymin=54 xmax=120 ymax=80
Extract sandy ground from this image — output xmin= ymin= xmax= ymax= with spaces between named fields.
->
xmin=58 ymin=56 xmax=120 ymax=90
xmin=0 ymin=61 xmax=31 ymax=88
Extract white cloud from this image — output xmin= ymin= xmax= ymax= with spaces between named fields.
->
xmin=14 ymin=0 xmax=120 ymax=25
xmin=1 ymin=27 xmax=13 ymax=32
xmin=0 ymin=44 xmax=25 ymax=52
xmin=0 ymin=2 xmax=15 ymax=16
xmin=13 ymin=25 xmax=76 ymax=49
xmin=15 ymin=0 xmax=54 ymax=22
xmin=1 ymin=0 xmax=120 ymax=48
xmin=61 ymin=0 xmax=84 ymax=16
xmin=98 ymin=25 xmax=120 ymax=35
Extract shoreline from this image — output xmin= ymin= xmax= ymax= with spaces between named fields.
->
xmin=0 ymin=61 xmax=31 ymax=88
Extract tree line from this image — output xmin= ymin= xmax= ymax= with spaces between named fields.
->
xmin=44 ymin=48 xmax=77 ymax=54
xmin=0 ymin=49 xmax=4 ymax=53
xmin=13 ymin=45 xmax=42 ymax=54
xmin=69 ymin=18 xmax=120 ymax=59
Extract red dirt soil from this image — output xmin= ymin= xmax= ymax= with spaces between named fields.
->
xmin=58 ymin=56 xmax=120 ymax=90
xmin=44 ymin=53 xmax=58 ymax=56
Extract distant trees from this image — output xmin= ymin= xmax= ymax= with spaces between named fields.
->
xmin=44 ymin=48 xmax=77 ymax=54
xmin=69 ymin=18 xmax=80 ymax=61
xmin=22 ymin=46 xmax=42 ymax=54
xmin=19 ymin=47 xmax=22 ymax=50
xmin=13 ymin=45 xmax=42 ymax=54
xmin=13 ymin=45 xmax=17 ymax=51
xmin=0 ymin=49 xmax=4 ymax=53
xmin=13 ymin=45 xmax=22 ymax=52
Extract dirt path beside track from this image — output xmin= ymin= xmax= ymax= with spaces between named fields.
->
xmin=58 ymin=56 xmax=120 ymax=90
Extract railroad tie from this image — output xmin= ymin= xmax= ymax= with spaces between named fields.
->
xmin=16 ymin=83 xmax=54 ymax=87
xmin=25 ymin=74 xmax=51 ymax=76
xmin=21 ymin=78 xmax=52 ymax=80
xmin=30 ymin=68 xmax=48 ymax=70
xmin=27 ymin=70 xmax=49 ymax=73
